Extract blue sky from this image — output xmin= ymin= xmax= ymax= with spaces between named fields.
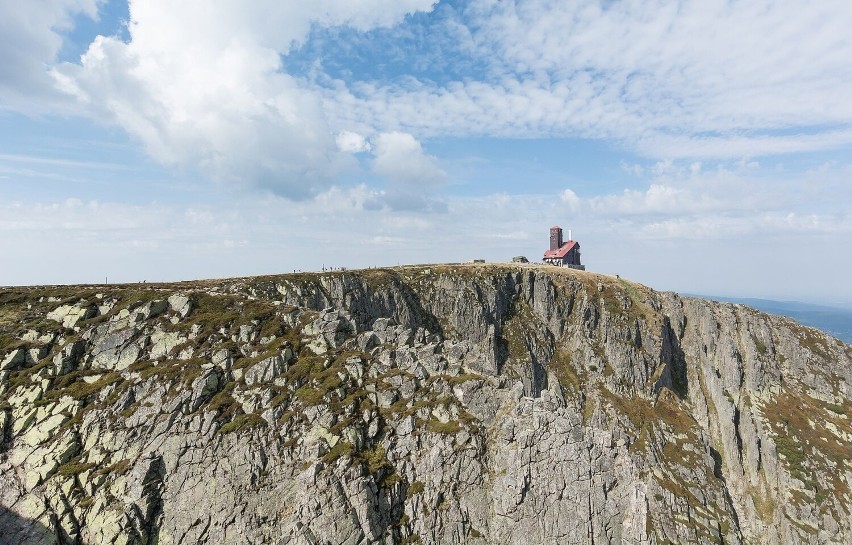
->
xmin=1 ymin=1 xmax=851 ymax=307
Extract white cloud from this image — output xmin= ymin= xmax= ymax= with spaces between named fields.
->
xmin=322 ymin=0 xmax=852 ymax=158
xmin=372 ymin=131 xmax=445 ymax=186
xmin=367 ymin=192 xmax=448 ymax=213
xmin=589 ymin=184 xmax=709 ymax=216
xmin=4 ymin=1 xmax=852 ymax=307
xmin=2 ymin=175 xmax=851 ymax=301
xmin=11 ymin=0 xmax=852 ymax=200
xmin=51 ymin=0 xmax=437 ymax=199
xmin=620 ymin=161 xmax=644 ymax=177
xmin=641 ymin=128 xmax=852 ymax=159
xmin=559 ymin=188 xmax=580 ymax=211
xmin=549 ymin=159 xmax=852 ymax=242
xmin=0 ymin=0 xmax=101 ymax=112
xmin=363 ymin=131 xmax=448 ymax=212
xmin=650 ymin=159 xmax=677 ymax=177
xmin=638 ymin=212 xmax=851 ymax=240
xmin=370 ymin=235 xmax=406 ymax=247
xmin=0 ymin=152 xmax=129 ymax=171
xmin=336 ymin=131 xmax=371 ymax=153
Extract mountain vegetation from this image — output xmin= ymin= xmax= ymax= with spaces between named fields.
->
xmin=1 ymin=264 xmax=850 ymax=544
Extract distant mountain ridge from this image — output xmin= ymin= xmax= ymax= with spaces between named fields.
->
xmin=688 ymin=294 xmax=852 ymax=344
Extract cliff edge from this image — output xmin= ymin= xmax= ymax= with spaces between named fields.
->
xmin=1 ymin=264 xmax=850 ymax=544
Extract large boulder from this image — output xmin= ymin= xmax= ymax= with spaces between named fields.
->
xmin=167 ymin=294 xmax=193 ymax=318
xmin=46 ymin=304 xmax=97 ymax=328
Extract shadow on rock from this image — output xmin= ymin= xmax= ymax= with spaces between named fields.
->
xmin=0 ymin=506 xmax=59 ymax=545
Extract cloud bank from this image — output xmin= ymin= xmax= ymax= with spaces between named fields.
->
xmin=3 ymin=159 xmax=849 ymax=301
xmin=324 ymin=0 xmax=852 ymax=157
xmin=51 ymin=0 xmax=437 ymax=198
xmin=13 ymin=0 xmax=846 ymax=198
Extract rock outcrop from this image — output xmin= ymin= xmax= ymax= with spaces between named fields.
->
xmin=0 ymin=264 xmax=850 ymax=544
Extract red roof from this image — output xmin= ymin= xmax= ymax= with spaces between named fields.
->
xmin=543 ymin=240 xmax=577 ymax=259
xmin=550 ymin=225 xmax=561 ymax=230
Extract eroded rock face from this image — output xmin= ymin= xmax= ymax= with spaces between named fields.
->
xmin=0 ymin=265 xmax=850 ymax=545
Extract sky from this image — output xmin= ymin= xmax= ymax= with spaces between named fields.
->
xmin=1 ymin=0 xmax=851 ymax=307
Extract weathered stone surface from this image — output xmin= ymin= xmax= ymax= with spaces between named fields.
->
xmin=167 ymin=294 xmax=193 ymax=317
xmin=132 ymin=300 xmax=169 ymax=322
xmin=46 ymin=303 xmax=97 ymax=328
xmin=189 ymin=368 xmax=223 ymax=411
xmin=0 ymin=265 xmax=850 ymax=545
xmin=149 ymin=330 xmax=182 ymax=360
xmin=89 ymin=325 xmax=143 ymax=371
xmin=1 ymin=348 xmax=26 ymax=370
xmin=243 ymin=349 xmax=292 ymax=386
xmin=52 ymin=340 xmax=85 ymax=375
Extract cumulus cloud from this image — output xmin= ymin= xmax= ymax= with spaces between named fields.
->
xmin=559 ymin=188 xmax=580 ymax=211
xmin=620 ymin=161 xmax=645 ymax=177
xmin=336 ymin=131 xmax=371 ymax=153
xmin=372 ymin=131 xmax=445 ymax=186
xmin=14 ymin=0 xmax=852 ymax=200
xmin=357 ymin=131 xmax=446 ymax=212
xmin=582 ymin=164 xmax=776 ymax=220
xmin=0 ymin=0 xmax=101 ymax=112
xmin=51 ymin=0 xmax=437 ymax=199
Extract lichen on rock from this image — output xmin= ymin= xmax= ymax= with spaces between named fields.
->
xmin=0 ymin=264 xmax=850 ymax=544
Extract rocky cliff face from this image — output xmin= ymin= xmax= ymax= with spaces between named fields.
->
xmin=1 ymin=264 xmax=850 ymax=545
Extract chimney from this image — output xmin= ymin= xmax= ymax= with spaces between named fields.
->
xmin=568 ymin=229 xmax=572 ymax=241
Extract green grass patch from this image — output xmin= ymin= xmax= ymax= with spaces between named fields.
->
xmin=54 ymin=372 xmax=122 ymax=401
xmin=57 ymin=461 xmax=97 ymax=476
xmin=294 ymin=386 xmax=325 ymax=406
xmin=363 ymin=444 xmax=392 ymax=473
xmin=219 ymin=413 xmax=267 ymax=434
xmin=407 ymin=480 xmax=425 ymax=499
xmin=794 ymin=326 xmax=830 ymax=360
xmin=426 ymin=419 xmax=461 ymax=434
xmin=443 ymin=373 xmax=482 ymax=385
xmin=165 ymin=292 xmax=281 ymax=345
xmin=827 ymin=404 xmax=846 ymax=416
xmin=754 ymin=338 xmax=768 ymax=356
xmin=0 ymin=335 xmax=31 ymax=353
xmin=92 ymin=458 xmax=131 ymax=478
xmin=137 ymin=358 xmax=204 ymax=387
xmin=548 ymin=348 xmax=583 ymax=393
xmin=763 ymin=391 xmax=851 ymax=503
xmin=208 ymin=382 xmax=238 ymax=414
xmin=322 ymin=440 xmax=355 ymax=464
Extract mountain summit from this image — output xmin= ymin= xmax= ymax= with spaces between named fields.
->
xmin=1 ymin=264 xmax=850 ymax=544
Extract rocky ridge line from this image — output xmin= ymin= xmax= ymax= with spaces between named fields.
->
xmin=0 ymin=264 xmax=849 ymax=544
